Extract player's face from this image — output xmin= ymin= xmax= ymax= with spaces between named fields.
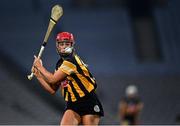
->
xmin=56 ymin=41 xmax=72 ymax=54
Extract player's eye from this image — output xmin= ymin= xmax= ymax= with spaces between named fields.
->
xmin=65 ymin=43 xmax=71 ymax=46
xmin=57 ymin=42 xmax=64 ymax=46
xmin=59 ymin=43 xmax=64 ymax=46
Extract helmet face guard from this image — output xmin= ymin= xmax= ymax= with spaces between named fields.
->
xmin=56 ymin=32 xmax=75 ymax=56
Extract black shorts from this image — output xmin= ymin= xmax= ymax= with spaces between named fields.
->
xmin=65 ymin=92 xmax=104 ymax=117
xmin=123 ymin=115 xmax=136 ymax=125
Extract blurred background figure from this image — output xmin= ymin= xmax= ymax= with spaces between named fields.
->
xmin=119 ymin=85 xmax=143 ymax=125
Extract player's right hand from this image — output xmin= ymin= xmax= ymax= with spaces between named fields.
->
xmin=33 ymin=55 xmax=43 ymax=68
xmin=31 ymin=66 xmax=41 ymax=78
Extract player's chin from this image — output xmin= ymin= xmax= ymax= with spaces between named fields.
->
xmin=61 ymin=53 xmax=68 ymax=56
xmin=57 ymin=50 xmax=63 ymax=54
xmin=61 ymin=50 xmax=65 ymax=53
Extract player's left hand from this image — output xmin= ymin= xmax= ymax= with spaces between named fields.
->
xmin=31 ymin=66 xmax=41 ymax=77
xmin=33 ymin=55 xmax=43 ymax=68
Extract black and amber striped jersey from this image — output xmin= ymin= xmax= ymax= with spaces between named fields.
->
xmin=56 ymin=53 xmax=97 ymax=102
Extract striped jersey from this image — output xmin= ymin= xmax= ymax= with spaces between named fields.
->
xmin=56 ymin=53 xmax=97 ymax=102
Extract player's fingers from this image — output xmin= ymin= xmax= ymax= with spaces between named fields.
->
xmin=32 ymin=66 xmax=38 ymax=74
xmin=34 ymin=55 xmax=42 ymax=62
xmin=34 ymin=55 xmax=37 ymax=62
xmin=33 ymin=59 xmax=42 ymax=68
xmin=31 ymin=66 xmax=35 ymax=73
xmin=34 ymin=55 xmax=39 ymax=61
xmin=39 ymin=59 xmax=43 ymax=66
xmin=33 ymin=55 xmax=39 ymax=64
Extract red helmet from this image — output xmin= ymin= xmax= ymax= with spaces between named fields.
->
xmin=56 ymin=32 xmax=75 ymax=44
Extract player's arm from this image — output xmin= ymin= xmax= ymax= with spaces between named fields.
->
xmin=36 ymin=76 xmax=56 ymax=94
xmin=136 ymin=102 xmax=144 ymax=113
xmin=36 ymin=65 xmax=67 ymax=85
xmin=32 ymin=66 xmax=59 ymax=94
xmin=119 ymin=100 xmax=127 ymax=120
xmin=33 ymin=56 xmax=67 ymax=85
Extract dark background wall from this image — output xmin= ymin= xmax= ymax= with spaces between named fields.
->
xmin=0 ymin=0 xmax=180 ymax=124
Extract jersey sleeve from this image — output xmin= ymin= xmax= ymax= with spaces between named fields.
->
xmin=59 ymin=60 xmax=77 ymax=75
xmin=55 ymin=59 xmax=63 ymax=70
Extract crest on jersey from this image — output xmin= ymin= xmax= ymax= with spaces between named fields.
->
xmin=94 ymin=105 xmax=100 ymax=112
